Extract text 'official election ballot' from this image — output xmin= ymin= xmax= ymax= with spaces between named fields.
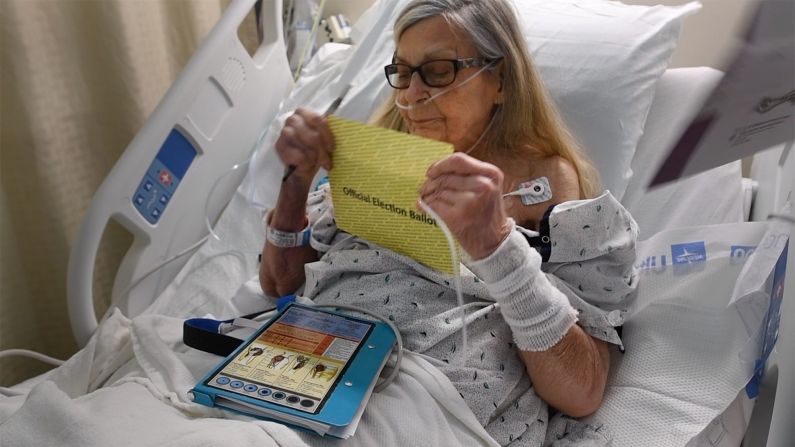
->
xmin=327 ymin=116 xmax=455 ymax=273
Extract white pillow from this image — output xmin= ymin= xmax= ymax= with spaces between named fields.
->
xmin=513 ymin=0 xmax=700 ymax=199
xmin=247 ymin=0 xmax=700 ymax=207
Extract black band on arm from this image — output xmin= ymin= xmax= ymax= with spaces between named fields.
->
xmin=520 ymin=204 xmax=556 ymax=262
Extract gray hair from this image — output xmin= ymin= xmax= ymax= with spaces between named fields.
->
xmin=394 ymin=0 xmax=509 ymax=62
xmin=374 ymin=0 xmax=602 ymax=198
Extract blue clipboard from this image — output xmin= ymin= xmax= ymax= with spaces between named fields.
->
xmin=190 ymin=303 xmax=396 ymax=437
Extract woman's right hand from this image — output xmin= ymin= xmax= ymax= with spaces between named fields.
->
xmin=262 ymin=110 xmax=329 ymax=297
xmin=274 ymin=107 xmax=335 ymax=188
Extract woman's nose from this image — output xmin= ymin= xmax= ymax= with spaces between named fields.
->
xmin=401 ymin=72 xmax=430 ymax=105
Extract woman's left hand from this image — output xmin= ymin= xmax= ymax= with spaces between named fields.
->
xmin=419 ymin=152 xmax=513 ymax=260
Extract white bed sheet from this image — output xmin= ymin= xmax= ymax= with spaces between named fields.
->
xmin=0 ymin=294 xmax=499 ymax=447
xmin=2 ymin=209 xmax=774 ymax=447
xmin=0 ymin=186 xmax=503 ymax=446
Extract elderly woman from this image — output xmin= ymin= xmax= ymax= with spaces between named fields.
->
xmin=260 ymin=0 xmax=637 ymax=444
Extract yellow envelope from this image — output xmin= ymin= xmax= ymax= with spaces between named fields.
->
xmin=327 ymin=116 xmax=456 ymax=273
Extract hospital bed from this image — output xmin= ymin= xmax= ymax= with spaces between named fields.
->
xmin=2 ymin=0 xmax=792 ymax=445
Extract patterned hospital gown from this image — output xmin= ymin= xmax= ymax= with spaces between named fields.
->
xmin=298 ymin=183 xmax=638 ymax=446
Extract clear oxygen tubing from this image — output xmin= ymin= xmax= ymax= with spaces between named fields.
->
xmin=116 ymin=234 xmax=212 ymax=301
xmin=0 ymin=348 xmax=66 ymax=396
xmin=0 ymin=349 xmax=65 ymax=367
xmin=463 ymin=108 xmax=497 ymax=156
xmin=118 ymin=127 xmax=272 ymax=306
xmin=119 ymin=121 xmax=272 ymax=310
xmin=412 ymin=111 xmax=502 ymax=367
xmin=205 ymin=160 xmax=251 ymax=242
xmin=394 ymin=61 xmax=497 ymax=111
xmin=313 ymin=304 xmax=403 ymax=393
xmin=417 ymin=199 xmax=468 ymax=366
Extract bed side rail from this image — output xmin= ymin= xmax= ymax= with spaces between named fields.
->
xmin=67 ymin=0 xmax=293 ymax=347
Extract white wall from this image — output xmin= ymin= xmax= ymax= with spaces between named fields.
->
xmin=323 ymin=0 xmax=373 ymax=24
xmin=625 ymin=0 xmax=766 ymax=177
xmin=625 ymin=0 xmax=762 ymax=70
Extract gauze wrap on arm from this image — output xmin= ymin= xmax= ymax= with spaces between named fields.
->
xmin=465 ymin=220 xmax=578 ymax=351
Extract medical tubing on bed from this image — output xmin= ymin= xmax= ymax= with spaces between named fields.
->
xmin=0 ymin=348 xmax=65 ymax=367
xmin=117 ymin=235 xmax=210 ymax=301
xmin=205 ymin=160 xmax=250 ymax=241
xmin=394 ymin=62 xmax=496 ymax=111
xmin=315 ymin=304 xmax=403 ymax=393
xmin=465 ymin=222 xmax=578 ymax=352
xmin=417 ymin=199 xmax=468 ymax=366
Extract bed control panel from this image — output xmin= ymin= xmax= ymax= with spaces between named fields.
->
xmin=133 ymin=129 xmax=197 ymax=224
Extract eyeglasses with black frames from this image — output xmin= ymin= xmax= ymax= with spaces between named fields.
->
xmin=384 ymin=57 xmax=496 ymax=89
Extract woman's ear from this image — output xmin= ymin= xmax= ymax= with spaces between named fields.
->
xmin=494 ymin=76 xmax=504 ymax=104
xmin=495 ymin=86 xmax=504 ymax=105
xmin=493 ymin=62 xmax=505 ymax=104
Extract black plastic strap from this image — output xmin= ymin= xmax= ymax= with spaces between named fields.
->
xmin=182 ymin=306 xmax=277 ymax=357
xmin=522 ymin=204 xmax=556 ymax=262
xmin=183 ymin=320 xmax=244 ymax=357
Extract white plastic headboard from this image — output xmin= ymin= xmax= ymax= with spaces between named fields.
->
xmin=67 ymin=0 xmax=294 ymax=347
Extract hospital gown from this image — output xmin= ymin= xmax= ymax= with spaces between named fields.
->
xmin=298 ymin=183 xmax=638 ymax=446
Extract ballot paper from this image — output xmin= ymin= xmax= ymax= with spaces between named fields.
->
xmin=327 ymin=116 xmax=455 ymax=273
xmin=650 ymin=0 xmax=795 ymax=187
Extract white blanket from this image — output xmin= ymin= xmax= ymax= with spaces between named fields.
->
xmin=3 ymin=186 xmax=782 ymax=447
xmin=0 ymin=305 xmax=498 ymax=447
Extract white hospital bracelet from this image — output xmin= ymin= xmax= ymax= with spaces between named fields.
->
xmin=263 ymin=210 xmax=311 ymax=248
